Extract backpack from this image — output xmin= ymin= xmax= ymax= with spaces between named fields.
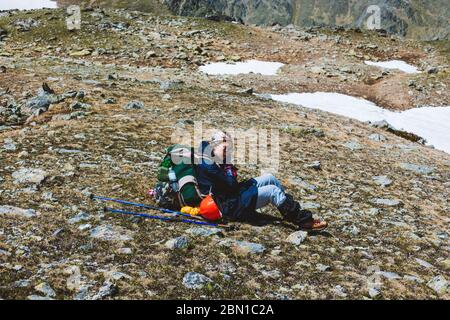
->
xmin=156 ymin=144 xmax=206 ymax=209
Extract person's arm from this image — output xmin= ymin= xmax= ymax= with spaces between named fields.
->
xmin=203 ymin=163 xmax=238 ymax=193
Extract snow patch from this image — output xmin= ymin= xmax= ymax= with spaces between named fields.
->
xmin=0 ymin=0 xmax=58 ymax=10
xmin=364 ymin=60 xmax=420 ymax=74
xmin=199 ymin=60 xmax=284 ymax=76
xmin=269 ymin=92 xmax=450 ymax=154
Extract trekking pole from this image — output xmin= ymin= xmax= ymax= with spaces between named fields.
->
xmin=103 ymin=207 xmax=229 ymax=228
xmin=91 ymin=195 xmax=202 ymax=220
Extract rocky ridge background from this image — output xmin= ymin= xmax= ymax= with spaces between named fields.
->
xmin=58 ymin=0 xmax=450 ymax=40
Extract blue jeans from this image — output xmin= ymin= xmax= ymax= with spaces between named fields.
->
xmin=253 ymin=174 xmax=287 ymax=209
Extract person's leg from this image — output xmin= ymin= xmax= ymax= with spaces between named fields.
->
xmin=249 ymin=175 xmax=328 ymax=231
xmin=277 ymin=195 xmax=328 ymax=230
xmin=253 ymin=174 xmax=285 ymax=191
xmin=255 ymin=185 xmax=286 ymax=209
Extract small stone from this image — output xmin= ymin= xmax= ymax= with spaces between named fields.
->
xmin=78 ymin=223 xmax=92 ymax=231
xmin=165 ymin=236 xmax=189 ymax=249
xmin=415 ymin=258 xmax=434 ymax=269
xmin=367 ymin=208 xmax=380 ymax=215
xmin=400 ymin=163 xmax=434 ymax=175
xmin=0 ymin=249 xmax=11 ymax=256
xmin=54 ymin=148 xmax=83 ymax=154
xmin=316 ymin=264 xmax=331 ymax=272
xmin=370 ymin=198 xmax=402 ymax=207
xmin=368 ymin=287 xmax=381 ymax=299
xmin=161 ymin=94 xmax=171 ymax=101
xmin=300 ymin=202 xmax=321 ymax=210
xmin=403 ymin=275 xmax=424 ymax=283
xmin=369 ymin=133 xmax=387 ymax=142
xmin=290 ymin=177 xmax=317 ymax=191
xmin=12 ymin=168 xmax=47 ymax=185
xmin=261 ymin=269 xmax=281 ymax=279
xmin=18 ymin=151 xmax=29 ymax=158
xmin=182 ymin=29 xmax=203 ymax=37
xmin=65 ymin=266 xmax=83 ymax=291
xmin=427 ymin=275 xmax=448 ymax=296
xmin=74 ymin=134 xmax=86 ymax=141
xmin=370 ymin=120 xmax=395 ymax=130
xmin=426 ymin=66 xmax=438 ymax=74
xmin=185 ymin=227 xmax=222 ymax=237
xmin=372 ymin=175 xmax=392 ymax=187
xmin=285 ymin=231 xmax=308 ymax=245
xmin=145 ymin=51 xmax=157 ymax=58
xmin=14 ymin=279 xmax=30 ymax=287
xmin=333 ymin=285 xmax=347 ymax=298
xmin=238 ymin=88 xmax=253 ymax=94
xmin=441 ymin=259 xmax=450 ymax=270
xmin=76 ymin=90 xmax=86 ymax=99
xmin=0 ymin=206 xmax=39 ymax=218
xmin=42 ymin=191 xmax=57 ymax=201
xmin=160 ymin=80 xmax=183 ymax=90
xmin=52 ymin=228 xmax=64 ymax=237
xmin=74 ymin=286 xmax=90 ymax=300
xmin=123 ymin=100 xmax=144 ymax=110
xmin=90 ymin=224 xmax=133 ymax=242
xmin=68 ymin=212 xmax=90 ymax=224
xmin=103 ymin=98 xmax=116 ymax=104
xmin=27 ymin=295 xmax=54 ymax=300
xmin=34 ymin=282 xmax=56 ymax=298
xmin=70 ymin=102 xmax=91 ymax=111
xmin=182 ymin=272 xmax=213 ymax=289
xmin=105 ymin=271 xmax=131 ymax=281
xmin=117 ymin=247 xmax=132 ymax=254
xmin=69 ymin=49 xmax=91 ymax=57
xmin=219 ymin=239 xmax=266 ymax=255
xmin=25 ymin=90 xmax=60 ymax=110
xmin=270 ymin=249 xmax=282 ymax=256
xmin=92 ymin=281 xmax=117 ymax=300
xmin=3 ymin=138 xmax=16 ymax=151
xmin=343 ymin=141 xmax=362 ymax=151
xmin=303 ymin=161 xmax=321 ymax=170
xmin=377 ymin=271 xmax=401 ymax=280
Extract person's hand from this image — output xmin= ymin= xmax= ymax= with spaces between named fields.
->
xmin=224 ymin=164 xmax=238 ymax=178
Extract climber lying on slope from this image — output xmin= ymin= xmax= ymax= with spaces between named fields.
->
xmin=195 ymin=131 xmax=327 ymax=231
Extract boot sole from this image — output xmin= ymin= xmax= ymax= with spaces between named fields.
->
xmin=298 ymin=224 xmax=328 ymax=232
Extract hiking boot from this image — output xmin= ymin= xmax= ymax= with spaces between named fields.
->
xmin=278 ymin=194 xmax=312 ymax=225
xmin=298 ymin=217 xmax=328 ymax=231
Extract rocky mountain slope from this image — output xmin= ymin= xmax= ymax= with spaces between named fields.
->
xmin=164 ymin=0 xmax=450 ymax=40
xmin=58 ymin=0 xmax=450 ymax=40
xmin=0 ymin=8 xmax=449 ymax=300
